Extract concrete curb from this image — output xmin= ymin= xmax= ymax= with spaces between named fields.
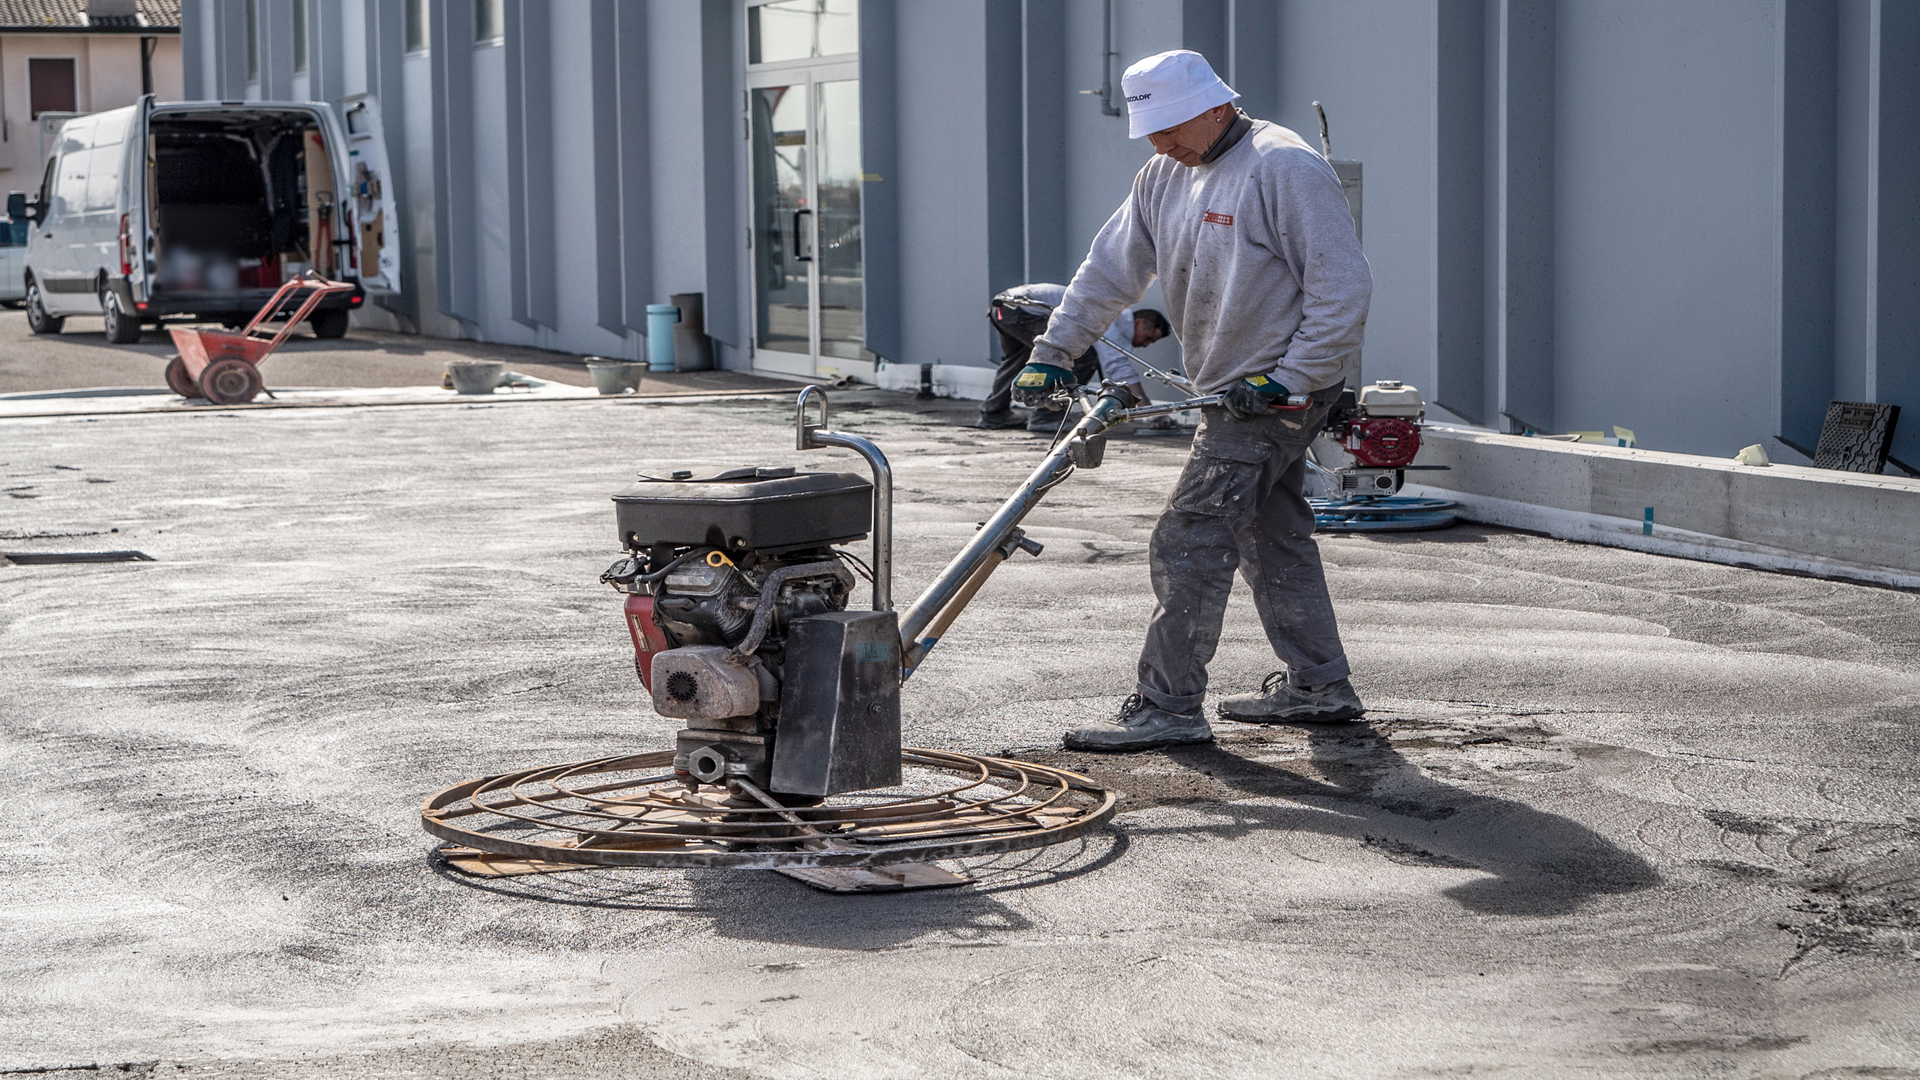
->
xmin=1409 ymin=427 xmax=1920 ymax=589
xmin=0 ymin=385 xmax=835 ymax=422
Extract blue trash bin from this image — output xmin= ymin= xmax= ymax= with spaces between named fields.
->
xmin=646 ymin=304 xmax=681 ymax=372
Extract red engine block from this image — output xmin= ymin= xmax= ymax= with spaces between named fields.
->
xmin=623 ymin=592 xmax=671 ymax=691
xmin=1343 ymin=417 xmax=1423 ymax=468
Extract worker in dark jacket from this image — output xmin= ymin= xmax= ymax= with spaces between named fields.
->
xmin=978 ymin=283 xmax=1169 ymax=432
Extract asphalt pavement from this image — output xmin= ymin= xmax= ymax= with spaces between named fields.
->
xmin=2 ymin=386 xmax=1916 ymax=1078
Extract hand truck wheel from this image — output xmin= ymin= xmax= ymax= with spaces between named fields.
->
xmin=163 ymin=355 xmax=198 ymax=398
xmin=199 ymin=357 xmax=263 ymax=405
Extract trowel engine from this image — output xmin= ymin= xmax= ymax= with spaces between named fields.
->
xmin=1317 ymin=380 xmax=1429 ymax=497
xmin=600 ymin=465 xmax=899 ymax=800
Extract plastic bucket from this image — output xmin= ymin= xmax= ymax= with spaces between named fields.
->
xmin=448 ymin=359 xmax=504 ymax=395
xmin=646 ymin=304 xmax=681 ymax=372
xmin=586 ymin=359 xmax=644 ymax=395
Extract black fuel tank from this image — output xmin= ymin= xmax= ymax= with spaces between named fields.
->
xmin=613 ymin=466 xmax=872 ymax=553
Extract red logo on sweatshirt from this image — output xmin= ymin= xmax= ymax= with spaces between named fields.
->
xmin=1203 ymin=211 xmax=1234 ymax=226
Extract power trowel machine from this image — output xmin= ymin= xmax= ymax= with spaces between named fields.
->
xmin=420 ymin=354 xmax=1439 ymax=890
xmin=1305 ymin=380 xmax=1459 ymax=531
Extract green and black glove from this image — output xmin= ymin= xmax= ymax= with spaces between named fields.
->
xmin=1011 ymin=362 xmax=1075 ymax=406
xmin=1220 ymin=374 xmax=1293 ymax=420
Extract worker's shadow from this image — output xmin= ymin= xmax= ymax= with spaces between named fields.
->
xmin=1143 ymin=723 xmax=1660 ymax=916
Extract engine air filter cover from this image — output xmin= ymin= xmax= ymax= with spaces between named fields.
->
xmin=614 ymin=466 xmax=872 ymax=553
xmin=1344 ymin=417 xmax=1422 ymax=468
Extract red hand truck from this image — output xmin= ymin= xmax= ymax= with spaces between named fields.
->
xmin=163 ymin=272 xmax=357 ymax=405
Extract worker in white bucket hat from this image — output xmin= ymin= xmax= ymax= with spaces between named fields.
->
xmin=1119 ymin=48 xmax=1239 ymax=140
xmin=1011 ymin=49 xmax=1373 ymax=752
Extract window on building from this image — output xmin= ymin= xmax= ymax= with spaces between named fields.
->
xmin=293 ymin=0 xmax=308 ymax=73
xmin=477 ymin=0 xmax=503 ymax=43
xmin=246 ymin=0 xmax=259 ymax=81
xmin=28 ymin=58 xmax=76 ymax=118
xmin=748 ymin=0 xmax=859 ymax=65
xmin=405 ymin=0 xmax=429 ymax=53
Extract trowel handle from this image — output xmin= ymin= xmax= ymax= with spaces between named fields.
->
xmin=901 ymin=529 xmax=1042 ymax=680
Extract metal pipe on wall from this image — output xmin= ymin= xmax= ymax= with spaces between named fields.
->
xmin=1085 ymin=0 xmax=1123 ymax=117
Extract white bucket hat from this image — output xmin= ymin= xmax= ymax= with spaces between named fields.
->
xmin=1122 ymin=50 xmax=1238 ymax=139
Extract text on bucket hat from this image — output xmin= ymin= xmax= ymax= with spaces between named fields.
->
xmin=1121 ymin=50 xmax=1239 ymax=139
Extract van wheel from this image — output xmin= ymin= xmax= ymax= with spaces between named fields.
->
xmin=102 ymin=290 xmax=143 ymax=344
xmin=308 ymin=308 xmax=349 ymax=339
xmin=25 ymin=281 xmax=62 ymax=335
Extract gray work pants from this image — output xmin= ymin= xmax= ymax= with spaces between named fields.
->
xmin=1136 ymin=391 xmax=1351 ymax=713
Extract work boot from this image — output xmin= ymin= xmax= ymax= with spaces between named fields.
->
xmin=1216 ymin=673 xmax=1366 ymax=724
xmin=1063 ymin=693 xmax=1213 ymax=752
xmin=976 ymin=408 xmax=1028 ymax=430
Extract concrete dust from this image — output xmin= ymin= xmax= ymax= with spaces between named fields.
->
xmin=1 ymin=391 xmax=1918 ymax=1077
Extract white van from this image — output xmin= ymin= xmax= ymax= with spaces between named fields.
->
xmin=0 ymin=216 xmax=26 ymax=306
xmin=7 ymin=95 xmax=399 ymax=344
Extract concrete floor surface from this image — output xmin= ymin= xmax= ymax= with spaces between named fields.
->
xmin=2 ymin=392 xmax=1917 ymax=1078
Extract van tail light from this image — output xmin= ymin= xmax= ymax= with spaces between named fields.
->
xmin=118 ymin=214 xmax=131 ymax=276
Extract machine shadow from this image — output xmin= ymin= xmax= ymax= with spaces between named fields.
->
xmin=1148 ymin=724 xmax=1661 ymax=916
xmin=688 ymin=828 xmax=1129 ymax=950
xmin=427 ymin=828 xmax=1129 ymax=951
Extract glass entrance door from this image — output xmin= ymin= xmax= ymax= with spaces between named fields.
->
xmin=749 ymin=61 xmax=862 ymax=378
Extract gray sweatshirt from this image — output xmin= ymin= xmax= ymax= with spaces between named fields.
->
xmin=1031 ymin=119 xmax=1371 ymax=395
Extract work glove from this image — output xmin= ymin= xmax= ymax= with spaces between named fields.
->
xmin=1011 ymin=362 xmax=1075 ymax=406
xmin=1220 ymin=374 xmax=1294 ymax=420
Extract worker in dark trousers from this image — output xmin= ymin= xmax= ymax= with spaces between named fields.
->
xmin=1011 ymin=50 xmax=1373 ymax=751
xmin=978 ymin=283 xmax=1169 ymax=431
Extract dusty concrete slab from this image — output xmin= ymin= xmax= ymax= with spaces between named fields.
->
xmin=1 ymin=392 xmax=1916 ymax=1078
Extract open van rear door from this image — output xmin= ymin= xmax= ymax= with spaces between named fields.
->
xmin=129 ymin=94 xmax=153 ymax=299
xmin=336 ymin=94 xmax=399 ymax=292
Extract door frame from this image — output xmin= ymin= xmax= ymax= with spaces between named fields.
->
xmin=746 ymin=58 xmax=858 ymax=380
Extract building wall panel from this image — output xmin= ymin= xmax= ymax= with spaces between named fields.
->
xmin=1554 ymin=0 xmax=1778 ymax=455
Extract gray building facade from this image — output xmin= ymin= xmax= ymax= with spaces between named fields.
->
xmin=180 ymin=0 xmax=1919 ymax=466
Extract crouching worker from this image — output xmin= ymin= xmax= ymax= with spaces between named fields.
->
xmin=977 ymin=283 xmax=1169 ymax=432
xmin=1021 ymin=50 xmax=1373 ymax=752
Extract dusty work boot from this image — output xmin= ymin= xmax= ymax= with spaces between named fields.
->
xmin=1216 ymin=672 xmax=1366 ymax=724
xmin=1063 ymin=693 xmax=1213 ymax=752
xmin=976 ymin=408 xmax=1028 ymax=430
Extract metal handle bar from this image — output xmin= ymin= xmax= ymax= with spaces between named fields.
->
xmin=994 ymin=298 xmax=1314 ymax=406
xmin=795 ymin=386 xmax=892 ymax=612
xmin=793 ymin=208 xmax=813 ymax=262
xmin=1098 ymin=390 xmax=1312 ymax=422
xmin=897 ymin=388 xmax=1136 ymax=663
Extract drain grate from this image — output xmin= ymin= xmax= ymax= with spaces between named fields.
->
xmin=3 ymin=551 xmax=154 ymax=565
